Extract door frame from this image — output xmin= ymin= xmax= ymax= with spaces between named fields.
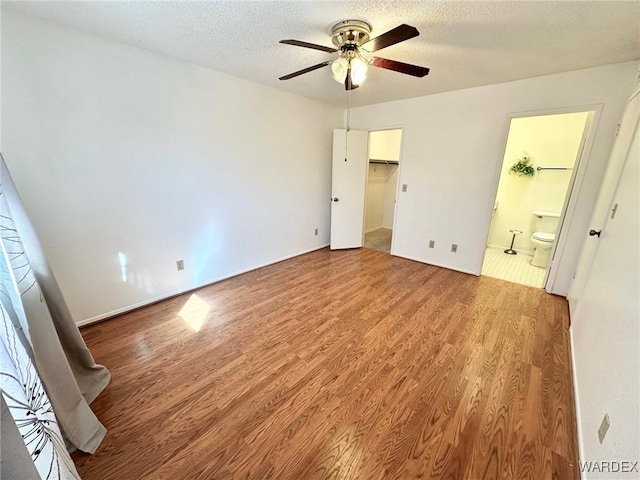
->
xmin=480 ymin=104 xmax=604 ymax=293
xmin=363 ymin=125 xmax=406 ymax=255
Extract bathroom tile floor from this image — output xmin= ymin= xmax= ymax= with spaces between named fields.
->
xmin=481 ymin=247 xmax=546 ymax=288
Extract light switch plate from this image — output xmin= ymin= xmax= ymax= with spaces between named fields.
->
xmin=176 ymin=260 xmax=185 ymax=271
xmin=402 ymin=184 xmax=407 ymax=192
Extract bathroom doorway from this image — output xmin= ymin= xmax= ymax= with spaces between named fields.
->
xmin=363 ymin=129 xmax=402 ymax=254
xmin=481 ymin=111 xmax=593 ymax=288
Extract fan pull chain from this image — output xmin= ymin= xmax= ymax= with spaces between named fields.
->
xmin=344 ymin=85 xmax=352 ymax=162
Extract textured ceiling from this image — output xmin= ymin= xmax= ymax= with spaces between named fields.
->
xmin=3 ymin=1 xmax=640 ymax=107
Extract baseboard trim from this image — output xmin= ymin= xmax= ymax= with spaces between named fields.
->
xmin=391 ymin=253 xmax=479 ymax=277
xmin=76 ymin=243 xmax=330 ymax=327
xmin=569 ymin=326 xmax=585 ymax=479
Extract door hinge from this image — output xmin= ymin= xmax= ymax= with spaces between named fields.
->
xmin=615 ymin=123 xmax=621 ymax=136
xmin=610 ymin=203 xmax=619 ymax=219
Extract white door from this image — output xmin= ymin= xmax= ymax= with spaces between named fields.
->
xmin=330 ymin=129 xmax=369 ymax=249
xmin=570 ymin=105 xmax=639 ymax=466
xmin=567 ymin=88 xmax=640 ymax=313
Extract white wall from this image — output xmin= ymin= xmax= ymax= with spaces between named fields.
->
xmin=365 ymin=129 xmax=401 ymax=232
xmin=351 ymin=62 xmax=637 ymax=287
xmin=364 ymin=164 xmax=386 ymax=232
xmin=1 ymin=12 xmax=341 ymax=324
xmin=382 ymin=166 xmax=398 ymax=229
xmin=488 ymin=112 xmax=589 ymax=252
xmin=364 ymin=164 xmax=398 ymax=232
xmin=369 ymin=129 xmax=402 ymax=161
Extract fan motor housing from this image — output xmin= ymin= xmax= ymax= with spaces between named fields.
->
xmin=331 ymin=20 xmax=371 ymax=48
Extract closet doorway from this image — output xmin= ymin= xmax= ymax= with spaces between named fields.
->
xmin=363 ymin=129 xmax=403 ymax=254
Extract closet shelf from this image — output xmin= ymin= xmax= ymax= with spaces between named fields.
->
xmin=369 ymin=159 xmax=399 ymax=165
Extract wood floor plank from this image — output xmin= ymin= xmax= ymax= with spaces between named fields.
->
xmin=72 ymin=247 xmax=579 ymax=479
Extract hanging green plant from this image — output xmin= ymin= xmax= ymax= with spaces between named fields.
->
xmin=509 ymin=161 xmax=535 ymax=176
xmin=508 ymin=152 xmax=535 ymax=176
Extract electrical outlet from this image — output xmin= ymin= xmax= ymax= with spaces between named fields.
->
xmin=315 ymin=228 xmax=318 ymax=236
xmin=451 ymin=244 xmax=458 ymax=253
xmin=429 ymin=240 xmax=435 ymax=248
xmin=598 ymin=413 xmax=610 ymax=444
xmin=402 ymin=184 xmax=408 ymax=192
xmin=176 ymin=260 xmax=184 ymax=271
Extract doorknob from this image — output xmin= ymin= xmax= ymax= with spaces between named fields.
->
xmin=589 ymin=229 xmax=601 ymax=237
xmin=332 ymin=197 xmax=339 ymax=202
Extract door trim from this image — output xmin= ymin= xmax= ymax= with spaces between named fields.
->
xmin=364 ymin=125 xmax=406 ymax=255
xmin=545 ymin=109 xmax=599 ymax=293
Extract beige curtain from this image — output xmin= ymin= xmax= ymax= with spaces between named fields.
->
xmin=0 ymin=154 xmax=110 ymax=456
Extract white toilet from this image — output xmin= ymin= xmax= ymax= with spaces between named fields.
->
xmin=530 ymin=211 xmax=560 ymax=268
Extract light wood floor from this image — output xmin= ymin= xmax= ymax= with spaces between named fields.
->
xmin=73 ymin=247 xmax=579 ymax=480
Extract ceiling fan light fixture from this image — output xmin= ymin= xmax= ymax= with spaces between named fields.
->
xmin=350 ymin=57 xmax=368 ymax=84
xmin=331 ymin=57 xmax=348 ymax=84
xmin=279 ymin=21 xmax=430 ymax=87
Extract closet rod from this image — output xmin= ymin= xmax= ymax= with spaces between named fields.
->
xmin=369 ymin=159 xmax=399 ymax=165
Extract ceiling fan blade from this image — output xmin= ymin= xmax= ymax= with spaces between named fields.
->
xmin=371 ymin=57 xmax=430 ymax=77
xmin=279 ymin=39 xmax=338 ymax=53
xmin=279 ymin=61 xmax=331 ymax=81
xmin=361 ymin=24 xmax=419 ymax=52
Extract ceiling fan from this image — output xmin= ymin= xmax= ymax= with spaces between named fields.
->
xmin=279 ymin=20 xmax=430 ymax=90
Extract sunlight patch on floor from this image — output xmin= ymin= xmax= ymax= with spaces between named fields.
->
xmin=178 ymin=294 xmax=211 ymax=332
